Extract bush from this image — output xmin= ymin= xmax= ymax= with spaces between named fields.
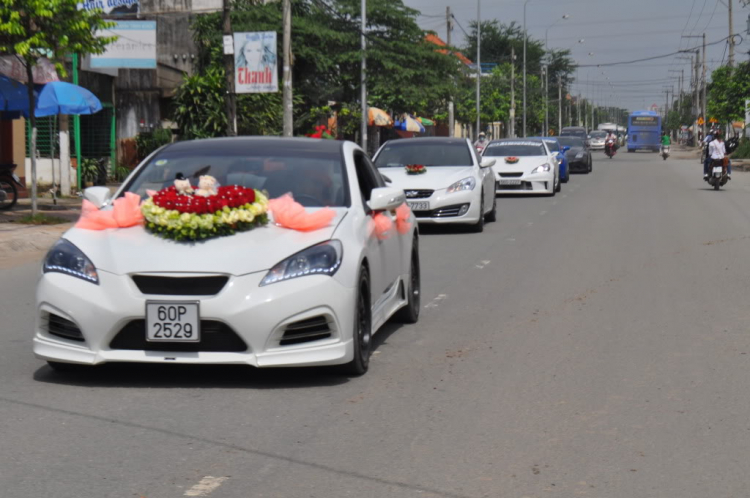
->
xmin=732 ymin=137 xmax=750 ymax=159
xmin=135 ymin=128 xmax=173 ymax=162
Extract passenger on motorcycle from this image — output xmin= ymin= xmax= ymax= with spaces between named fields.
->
xmin=661 ymin=132 xmax=671 ymax=152
xmin=705 ymin=130 xmax=730 ymax=181
xmin=474 ymin=132 xmax=488 ymax=152
xmin=605 ymin=132 xmax=617 ymax=154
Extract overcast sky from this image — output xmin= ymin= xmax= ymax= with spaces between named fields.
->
xmin=404 ymin=0 xmax=747 ymax=112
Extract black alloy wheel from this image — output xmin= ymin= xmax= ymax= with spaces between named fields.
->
xmin=394 ymin=239 xmax=421 ymax=324
xmin=484 ymin=195 xmax=497 ymax=222
xmin=341 ymin=268 xmax=372 ymax=376
xmin=471 ymin=194 xmax=485 ymax=232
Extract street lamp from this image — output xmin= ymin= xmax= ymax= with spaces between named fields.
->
xmin=522 ymin=0 xmax=533 ymax=137
xmin=545 ymin=14 xmax=570 ymax=52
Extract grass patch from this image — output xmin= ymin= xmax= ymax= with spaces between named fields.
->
xmin=13 ymin=214 xmax=70 ymax=225
xmin=732 ymin=138 xmax=750 ymax=159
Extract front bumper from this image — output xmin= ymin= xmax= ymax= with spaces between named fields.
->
xmin=567 ymin=158 xmax=588 ymax=172
xmin=494 ymin=170 xmax=554 ymax=195
xmin=408 ymin=189 xmax=481 ymax=225
xmin=34 ymin=270 xmax=357 ymax=367
xmin=590 ymin=142 xmax=605 ymax=150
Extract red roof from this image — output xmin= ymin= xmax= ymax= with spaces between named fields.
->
xmin=425 ymin=34 xmax=473 ymax=66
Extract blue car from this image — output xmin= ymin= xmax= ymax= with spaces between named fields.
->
xmin=528 ymin=137 xmax=569 ymax=183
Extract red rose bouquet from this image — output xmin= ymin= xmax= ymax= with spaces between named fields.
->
xmin=504 ymin=156 xmax=520 ymax=164
xmin=405 ymin=164 xmax=427 ymax=175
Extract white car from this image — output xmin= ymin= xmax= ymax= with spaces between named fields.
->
xmin=34 ymin=138 xmax=420 ymax=376
xmin=483 ymin=140 xmax=560 ymax=195
xmin=588 ymin=131 xmax=607 ymax=150
xmin=372 ymin=138 xmax=497 ymax=232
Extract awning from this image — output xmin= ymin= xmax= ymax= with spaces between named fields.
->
xmin=417 ymin=116 xmax=435 ymax=127
xmin=394 ymin=114 xmax=425 ymax=133
xmin=368 ymin=107 xmax=393 ymax=127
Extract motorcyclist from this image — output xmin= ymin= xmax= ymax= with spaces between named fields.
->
xmin=661 ymin=132 xmax=671 ymax=153
xmin=605 ymin=131 xmax=617 ymax=154
xmin=474 ymin=132 xmax=488 ymax=151
xmin=705 ymin=130 xmax=730 ymax=181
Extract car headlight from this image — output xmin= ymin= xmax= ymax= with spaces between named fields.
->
xmin=531 ymin=164 xmax=551 ymax=174
xmin=575 ymin=152 xmax=584 ymax=159
xmin=260 ymin=240 xmax=343 ymax=286
xmin=446 ymin=177 xmax=476 ymax=193
xmin=43 ymin=239 xmax=99 ymax=284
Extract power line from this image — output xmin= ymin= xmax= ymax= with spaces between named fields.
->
xmin=576 ymin=35 xmax=737 ymax=67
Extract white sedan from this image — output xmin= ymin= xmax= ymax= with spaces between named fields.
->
xmin=482 ymin=140 xmax=559 ymax=195
xmin=34 ymin=137 xmax=419 ymax=376
xmin=372 ymin=137 xmax=497 ymax=232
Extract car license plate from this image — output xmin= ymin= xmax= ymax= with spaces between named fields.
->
xmin=499 ymin=179 xmax=522 ymax=185
xmin=146 ymin=302 xmax=200 ymax=342
xmin=408 ymin=201 xmax=429 ymax=211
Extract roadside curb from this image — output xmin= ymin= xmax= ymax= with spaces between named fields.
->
xmin=0 ymin=223 xmax=71 ymax=262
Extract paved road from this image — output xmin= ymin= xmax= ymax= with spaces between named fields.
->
xmin=3 ymin=151 xmax=750 ymax=498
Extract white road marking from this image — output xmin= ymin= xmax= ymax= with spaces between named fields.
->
xmin=475 ymin=260 xmax=491 ymax=269
xmin=506 ymin=238 xmax=516 ymax=242
xmin=424 ymin=294 xmax=447 ymax=309
xmin=539 ymin=211 xmax=547 ymax=216
xmin=184 ymin=476 xmax=229 ymax=497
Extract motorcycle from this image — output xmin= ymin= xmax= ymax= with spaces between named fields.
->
xmin=661 ymin=145 xmax=670 ymax=161
xmin=707 ymin=159 xmax=729 ymax=191
xmin=604 ymin=140 xmax=617 ymax=159
xmin=0 ymin=163 xmax=22 ymax=210
xmin=475 ymin=143 xmax=486 ymax=155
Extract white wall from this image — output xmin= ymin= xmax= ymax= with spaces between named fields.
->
xmin=25 ymin=158 xmax=76 ymax=189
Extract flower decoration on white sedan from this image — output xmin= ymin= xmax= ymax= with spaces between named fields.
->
xmin=141 ymin=176 xmax=269 ymax=242
xmin=504 ymin=156 xmax=520 ymax=164
xmin=75 ymin=192 xmax=144 ymax=230
xmin=405 ymin=164 xmax=426 ymax=175
xmin=268 ymin=193 xmax=336 ymax=232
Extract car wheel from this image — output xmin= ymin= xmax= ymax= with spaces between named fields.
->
xmin=47 ymin=361 xmax=89 ymax=373
xmin=484 ymin=195 xmax=497 ymax=222
xmin=470 ymin=194 xmax=485 ymax=232
xmin=554 ymin=173 xmax=562 ymax=193
xmin=341 ymin=268 xmax=372 ymax=376
xmin=394 ymin=239 xmax=420 ymax=324
xmin=562 ymin=168 xmax=569 ymax=183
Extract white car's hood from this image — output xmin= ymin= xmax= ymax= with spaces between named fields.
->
xmin=489 ymin=156 xmax=549 ymax=174
xmin=63 ymin=209 xmax=348 ymax=276
xmin=380 ymin=166 xmax=477 ymax=190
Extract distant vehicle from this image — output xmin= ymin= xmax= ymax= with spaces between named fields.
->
xmin=627 ymin=111 xmax=661 ymax=152
xmin=527 ymin=136 xmax=570 ymax=183
xmin=557 ymin=136 xmax=592 ymax=174
xmin=373 ymin=137 xmax=497 ymax=232
xmin=588 ymin=131 xmax=607 ymax=151
xmin=560 ymin=126 xmax=588 ymax=141
xmin=482 ymin=139 xmax=560 ymax=195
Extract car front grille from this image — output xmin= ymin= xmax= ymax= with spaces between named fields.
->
xmin=413 ymin=203 xmax=467 ymax=218
xmin=47 ymin=313 xmax=85 ymax=342
xmin=131 ymin=275 xmax=229 ymax=296
xmin=109 ymin=320 xmax=248 ymax=352
xmin=404 ymin=189 xmax=434 ymax=199
xmin=496 ymin=181 xmax=533 ymax=191
xmin=280 ymin=316 xmax=333 ymax=346
xmin=498 ymin=172 xmax=523 ymax=178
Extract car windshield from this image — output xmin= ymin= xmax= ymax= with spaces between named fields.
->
xmin=540 ymin=140 xmax=559 ymax=152
xmin=561 ymin=129 xmax=587 ymax=138
xmin=557 ymin=137 xmax=584 ymax=148
xmin=589 ymin=131 xmax=607 ymax=139
xmin=125 ymin=143 xmax=349 ymax=207
xmin=484 ymin=141 xmax=546 ymax=157
xmin=374 ymin=141 xmax=473 ymax=167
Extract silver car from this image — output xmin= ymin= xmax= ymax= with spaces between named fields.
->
xmin=588 ymin=131 xmax=607 ymax=151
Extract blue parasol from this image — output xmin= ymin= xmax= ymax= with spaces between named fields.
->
xmin=0 ymin=75 xmax=30 ymax=112
xmin=32 ymin=81 xmax=102 ymax=117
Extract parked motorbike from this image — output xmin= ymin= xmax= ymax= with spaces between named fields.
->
xmin=661 ymin=145 xmax=670 ymax=161
xmin=0 ymin=163 xmax=22 ymax=210
xmin=707 ymin=160 xmax=729 ymax=191
xmin=604 ymin=140 xmax=616 ymax=159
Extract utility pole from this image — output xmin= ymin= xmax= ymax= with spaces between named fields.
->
xmin=510 ymin=47 xmax=516 ymax=138
xmin=543 ymin=65 xmax=548 ymax=136
xmin=729 ymin=0 xmax=735 ymax=67
xmin=222 ymin=0 xmax=237 ymax=136
xmin=702 ymin=33 xmax=707 ymax=139
xmin=476 ymin=0 xmax=481 ymax=139
xmin=523 ymin=0 xmax=531 ymax=137
xmin=447 ymin=6 xmax=455 ymax=137
xmin=558 ymin=75 xmax=562 ymax=134
xmin=282 ymin=0 xmax=293 ymax=137
xmin=360 ymin=0 xmax=367 ymax=151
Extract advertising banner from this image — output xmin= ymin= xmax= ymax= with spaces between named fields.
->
xmin=78 ymin=0 xmax=139 ymax=15
xmin=91 ymin=21 xmax=157 ymax=69
xmin=234 ymin=32 xmax=278 ymax=94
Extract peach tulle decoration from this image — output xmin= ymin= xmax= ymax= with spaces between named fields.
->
xmin=75 ymin=192 xmax=144 ymax=230
xmin=269 ymin=193 xmax=336 ymax=232
xmin=372 ymin=212 xmax=394 ymax=240
xmin=395 ymin=203 xmax=412 ymax=235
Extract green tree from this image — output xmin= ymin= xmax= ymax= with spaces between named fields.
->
xmin=0 ymin=0 xmax=114 ymax=214
xmin=708 ymin=62 xmax=750 ymax=125
xmin=187 ymin=0 xmax=461 ymax=139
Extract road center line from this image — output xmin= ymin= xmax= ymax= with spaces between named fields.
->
xmin=184 ymin=476 xmax=229 ymax=497
xmin=424 ymin=294 xmax=447 ymax=309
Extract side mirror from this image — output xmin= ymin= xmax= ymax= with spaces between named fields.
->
xmin=83 ymin=186 xmax=112 ymax=208
xmin=562 ymin=146 xmax=571 ymax=152
xmin=368 ymin=187 xmax=406 ymax=212
xmin=480 ymin=158 xmax=496 ymax=168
